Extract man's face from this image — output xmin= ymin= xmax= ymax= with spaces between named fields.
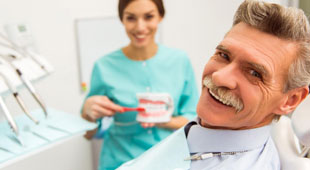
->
xmin=197 ymin=22 xmax=298 ymax=130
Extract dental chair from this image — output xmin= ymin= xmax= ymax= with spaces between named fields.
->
xmin=271 ymin=99 xmax=310 ymax=170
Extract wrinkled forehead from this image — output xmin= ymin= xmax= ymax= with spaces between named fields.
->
xmin=224 ymin=23 xmax=298 ymax=74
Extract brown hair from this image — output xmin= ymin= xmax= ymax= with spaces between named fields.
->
xmin=118 ymin=0 xmax=165 ymax=21
xmin=233 ymin=0 xmax=310 ymax=92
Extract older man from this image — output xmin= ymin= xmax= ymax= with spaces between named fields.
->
xmin=117 ymin=0 xmax=310 ymax=169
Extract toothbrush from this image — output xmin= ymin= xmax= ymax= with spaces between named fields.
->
xmin=122 ymin=107 xmax=145 ymax=112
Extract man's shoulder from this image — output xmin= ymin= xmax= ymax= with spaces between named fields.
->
xmin=232 ymin=137 xmax=280 ymax=170
xmin=204 ymin=137 xmax=280 ymax=170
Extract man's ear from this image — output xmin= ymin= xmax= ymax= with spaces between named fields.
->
xmin=273 ymin=85 xmax=309 ymax=115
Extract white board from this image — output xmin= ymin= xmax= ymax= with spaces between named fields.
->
xmin=75 ymin=17 xmax=129 ymax=92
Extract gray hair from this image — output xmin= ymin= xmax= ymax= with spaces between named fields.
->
xmin=233 ymin=0 xmax=310 ymax=92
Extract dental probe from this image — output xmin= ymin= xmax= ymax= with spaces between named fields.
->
xmin=15 ymin=69 xmax=48 ymax=117
xmin=0 ymin=96 xmax=18 ymax=135
xmin=0 ymin=96 xmax=24 ymax=146
xmin=2 ymin=54 xmax=48 ymax=117
xmin=0 ymin=63 xmax=39 ymax=124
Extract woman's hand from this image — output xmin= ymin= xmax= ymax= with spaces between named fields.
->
xmin=82 ymin=95 xmax=124 ymax=122
xmin=140 ymin=122 xmax=156 ymax=128
xmin=140 ymin=116 xmax=189 ymax=130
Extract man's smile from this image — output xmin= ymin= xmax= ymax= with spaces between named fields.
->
xmin=203 ymin=77 xmax=243 ymax=112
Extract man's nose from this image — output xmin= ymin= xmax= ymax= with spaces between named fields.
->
xmin=212 ymin=64 xmax=238 ymax=90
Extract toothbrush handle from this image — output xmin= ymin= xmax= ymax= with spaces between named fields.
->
xmin=123 ymin=107 xmax=145 ymax=112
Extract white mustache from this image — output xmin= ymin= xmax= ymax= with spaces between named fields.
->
xmin=203 ymin=77 xmax=244 ymax=113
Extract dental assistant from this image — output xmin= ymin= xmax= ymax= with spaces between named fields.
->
xmin=81 ymin=0 xmax=199 ymax=169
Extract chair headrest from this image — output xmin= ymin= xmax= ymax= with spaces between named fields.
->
xmin=291 ymin=98 xmax=310 ymax=147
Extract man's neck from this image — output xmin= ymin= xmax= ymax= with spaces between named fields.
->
xmin=198 ymin=115 xmax=274 ymax=130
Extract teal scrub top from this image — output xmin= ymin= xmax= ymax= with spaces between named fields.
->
xmin=85 ymin=44 xmax=199 ymax=170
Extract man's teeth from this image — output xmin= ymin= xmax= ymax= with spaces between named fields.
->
xmin=209 ymin=90 xmax=232 ymax=107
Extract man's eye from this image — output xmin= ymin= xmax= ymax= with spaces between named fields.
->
xmin=219 ymin=52 xmax=230 ymax=61
xmin=249 ymin=70 xmax=262 ymax=79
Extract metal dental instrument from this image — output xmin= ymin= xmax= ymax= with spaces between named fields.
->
xmin=0 ymin=63 xmax=39 ymax=124
xmin=13 ymin=91 xmax=39 ymax=124
xmin=0 ymin=96 xmax=24 ymax=146
xmin=0 ymin=96 xmax=18 ymax=135
xmin=1 ymin=54 xmax=48 ymax=117
xmin=16 ymin=68 xmax=48 ymax=117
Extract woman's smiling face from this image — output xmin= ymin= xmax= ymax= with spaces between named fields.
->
xmin=122 ymin=0 xmax=162 ymax=48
